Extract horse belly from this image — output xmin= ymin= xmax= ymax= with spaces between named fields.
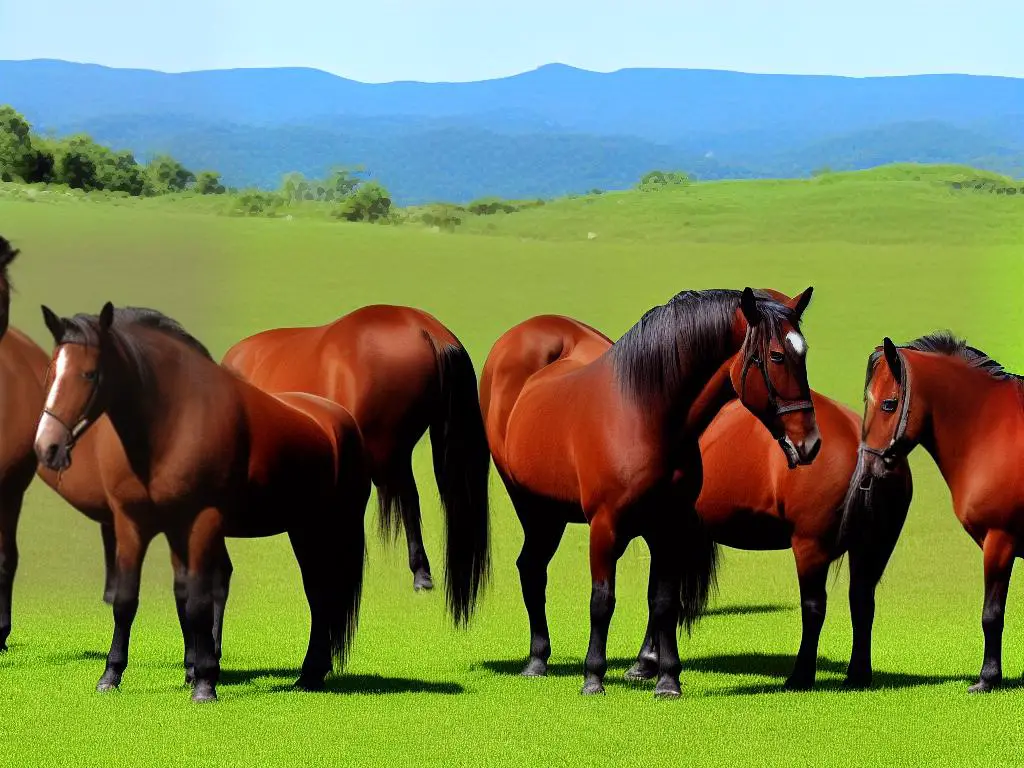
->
xmin=698 ymin=503 xmax=793 ymax=551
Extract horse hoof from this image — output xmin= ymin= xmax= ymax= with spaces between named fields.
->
xmin=521 ymin=658 xmax=547 ymax=677
xmin=783 ymin=676 xmax=814 ymax=692
xmin=192 ymin=681 xmax=217 ymax=702
xmin=653 ymin=676 xmax=681 ymax=699
xmin=413 ymin=572 xmax=434 ymax=591
xmin=580 ymin=681 xmax=606 ymax=696
xmin=624 ymin=662 xmax=657 ymax=681
xmin=294 ymin=675 xmax=326 ymax=692
xmin=96 ymin=679 xmax=120 ymax=693
xmin=968 ymin=679 xmax=998 ymax=694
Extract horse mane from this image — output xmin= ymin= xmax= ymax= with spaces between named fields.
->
xmin=610 ymin=288 xmax=798 ymax=404
xmin=865 ymin=330 xmax=1023 ymax=391
xmin=59 ymin=306 xmax=213 ymax=361
xmin=0 ymin=235 xmax=20 ymax=293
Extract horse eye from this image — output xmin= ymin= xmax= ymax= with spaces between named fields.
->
xmin=769 ymin=351 xmax=785 ymax=364
xmin=82 ymin=370 xmax=98 ymax=381
xmin=881 ymin=398 xmax=898 ymax=412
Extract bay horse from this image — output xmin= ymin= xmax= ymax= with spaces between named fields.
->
xmin=0 ymin=237 xmax=52 ymax=651
xmin=858 ymin=331 xmax=1024 ymax=693
xmin=219 ymin=305 xmax=490 ymax=627
xmin=626 ymin=392 xmax=913 ymax=690
xmin=479 ymin=287 xmax=822 ymax=698
xmin=34 ymin=302 xmax=371 ymax=702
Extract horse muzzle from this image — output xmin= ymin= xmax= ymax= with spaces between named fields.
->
xmin=34 ymin=412 xmax=78 ymax=472
xmin=778 ymin=427 xmax=821 ymax=469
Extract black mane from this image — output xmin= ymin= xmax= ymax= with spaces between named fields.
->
xmin=58 ymin=306 xmax=213 ymax=361
xmin=610 ymin=288 xmax=798 ymax=404
xmin=866 ymin=330 xmax=1022 ymax=391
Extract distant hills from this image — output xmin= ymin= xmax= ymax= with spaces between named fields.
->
xmin=2 ymin=59 xmax=1022 ymax=204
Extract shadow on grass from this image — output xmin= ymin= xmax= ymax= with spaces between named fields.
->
xmin=478 ymin=650 xmax=1003 ymax=695
xmin=220 ymin=667 xmax=464 ymax=695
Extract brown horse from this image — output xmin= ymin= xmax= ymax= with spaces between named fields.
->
xmin=858 ymin=332 xmax=1024 ymax=693
xmin=219 ymin=305 xmax=490 ymax=626
xmin=626 ymin=392 xmax=912 ymax=690
xmin=0 ymin=237 xmax=52 ymax=651
xmin=34 ymin=302 xmax=370 ymax=702
xmin=480 ymin=288 xmax=822 ymax=698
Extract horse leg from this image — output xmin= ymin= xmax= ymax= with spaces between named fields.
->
xmin=0 ymin=487 xmax=25 ymax=651
xmin=391 ymin=462 xmax=433 ymax=592
xmin=287 ymin=526 xmax=333 ymax=691
xmin=785 ymin=536 xmax=830 ymax=691
xmin=968 ymin=529 xmax=1015 ymax=694
xmin=515 ymin=506 xmax=567 ymax=677
xmin=581 ymin=515 xmax=622 ymax=696
xmin=624 ymin=562 xmax=658 ymax=681
xmin=844 ymin=550 xmax=877 ymax=689
xmin=646 ymin=524 xmax=688 ymax=698
xmin=97 ymin=516 xmax=153 ymax=692
xmin=101 ymin=522 xmax=117 ymax=604
xmin=212 ymin=542 xmax=233 ymax=663
xmin=170 ymin=548 xmax=196 ymax=686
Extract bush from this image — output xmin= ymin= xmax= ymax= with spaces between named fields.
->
xmin=636 ymin=170 xmax=692 ymax=191
xmin=332 ymin=181 xmax=392 ymax=222
xmin=228 ymin=190 xmax=286 ymax=217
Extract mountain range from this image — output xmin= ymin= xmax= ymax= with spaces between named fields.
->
xmin=2 ymin=59 xmax=1022 ymax=204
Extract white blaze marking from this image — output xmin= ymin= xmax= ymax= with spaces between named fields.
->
xmin=786 ymin=331 xmax=806 ymax=356
xmin=44 ymin=346 xmax=71 ymax=411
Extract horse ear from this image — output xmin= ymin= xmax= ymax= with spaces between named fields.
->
xmin=883 ymin=337 xmax=903 ymax=384
xmin=740 ymin=287 xmax=762 ymax=326
xmin=41 ymin=305 xmax=64 ymax=343
xmin=98 ymin=302 xmax=114 ymax=333
xmin=791 ymin=286 xmax=813 ymax=321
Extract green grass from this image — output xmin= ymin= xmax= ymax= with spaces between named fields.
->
xmin=0 ymin=170 xmax=1023 ymax=767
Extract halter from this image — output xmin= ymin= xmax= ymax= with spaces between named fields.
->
xmin=738 ymin=324 xmax=815 ymax=431
xmin=859 ymin=347 xmax=913 ymax=466
xmin=42 ymin=342 xmax=104 ymax=458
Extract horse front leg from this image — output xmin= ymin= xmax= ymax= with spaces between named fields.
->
xmin=785 ymin=536 xmax=830 ymax=691
xmin=968 ymin=529 xmax=1016 ymax=694
xmin=581 ymin=513 xmax=624 ymax=696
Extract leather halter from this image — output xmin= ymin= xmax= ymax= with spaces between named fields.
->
xmin=42 ymin=342 xmax=103 ymax=454
xmin=859 ymin=347 xmax=913 ymax=466
xmin=738 ymin=325 xmax=815 ymax=429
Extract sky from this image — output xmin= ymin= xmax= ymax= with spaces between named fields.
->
xmin=2 ymin=0 xmax=1022 ymax=82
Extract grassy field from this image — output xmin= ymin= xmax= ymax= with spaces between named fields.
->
xmin=0 ymin=171 xmax=1022 ymax=766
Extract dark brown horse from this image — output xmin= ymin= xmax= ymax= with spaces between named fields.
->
xmin=859 ymin=332 xmax=1024 ymax=693
xmin=219 ymin=305 xmax=490 ymax=626
xmin=34 ymin=302 xmax=370 ymax=702
xmin=480 ymin=288 xmax=822 ymax=698
xmin=0 ymin=237 xmax=52 ymax=651
xmin=626 ymin=391 xmax=912 ymax=690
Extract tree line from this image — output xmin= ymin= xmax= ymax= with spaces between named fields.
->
xmin=0 ymin=104 xmax=393 ymax=222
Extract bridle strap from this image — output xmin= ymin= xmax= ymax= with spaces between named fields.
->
xmin=739 ymin=327 xmax=815 ymax=420
xmin=41 ymin=343 xmax=103 ymax=451
xmin=859 ymin=347 xmax=913 ymax=463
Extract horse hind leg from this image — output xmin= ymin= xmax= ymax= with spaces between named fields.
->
xmin=380 ymin=462 xmax=434 ymax=592
xmin=513 ymin=496 xmax=567 ymax=677
xmin=287 ymin=526 xmax=334 ymax=691
xmin=624 ymin=562 xmax=659 ymax=681
xmin=968 ymin=529 xmax=1016 ymax=694
xmin=101 ymin=522 xmax=117 ymax=604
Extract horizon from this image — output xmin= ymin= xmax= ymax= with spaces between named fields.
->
xmin=2 ymin=0 xmax=1021 ymax=82
xmin=5 ymin=57 xmax=1024 ymax=85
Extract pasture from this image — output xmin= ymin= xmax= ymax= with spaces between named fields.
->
xmin=0 ymin=171 xmax=1022 ymax=766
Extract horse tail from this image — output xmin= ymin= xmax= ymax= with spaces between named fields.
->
xmin=425 ymin=332 xmax=492 ymax=628
xmin=678 ymin=510 xmax=721 ymax=634
xmin=328 ymin=439 xmax=369 ymax=671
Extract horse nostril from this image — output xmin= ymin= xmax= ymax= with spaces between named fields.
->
xmin=43 ymin=443 xmax=59 ymax=466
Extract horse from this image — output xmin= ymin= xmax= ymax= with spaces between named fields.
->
xmin=0 ymin=237 xmax=53 ymax=651
xmin=219 ymin=305 xmax=490 ymax=627
xmin=34 ymin=302 xmax=371 ymax=702
xmin=858 ymin=331 xmax=1024 ymax=693
xmin=479 ymin=287 xmax=822 ymax=698
xmin=626 ymin=392 xmax=913 ymax=690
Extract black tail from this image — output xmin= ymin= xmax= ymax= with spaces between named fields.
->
xmin=678 ymin=511 xmax=721 ymax=634
xmin=426 ymin=333 xmax=492 ymax=628
xmin=328 ymin=450 xmax=369 ymax=671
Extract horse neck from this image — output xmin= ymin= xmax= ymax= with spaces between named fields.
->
xmin=910 ymin=354 xmax=1012 ymax=486
xmin=104 ymin=333 xmax=207 ymax=475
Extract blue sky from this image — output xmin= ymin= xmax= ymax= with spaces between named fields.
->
xmin=2 ymin=0 xmax=1021 ymax=82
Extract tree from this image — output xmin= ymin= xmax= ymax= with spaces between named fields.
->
xmin=333 ymin=181 xmax=392 ymax=222
xmin=0 ymin=105 xmax=46 ymax=182
xmin=147 ymin=154 xmax=195 ymax=193
xmin=195 ymin=170 xmax=226 ymax=195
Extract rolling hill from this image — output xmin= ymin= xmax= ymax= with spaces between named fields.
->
xmin=2 ymin=59 xmax=1022 ymax=203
